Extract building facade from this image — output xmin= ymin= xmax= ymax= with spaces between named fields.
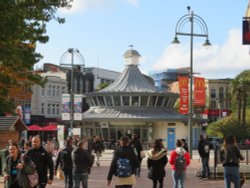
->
xmin=81 ymin=48 xmax=197 ymax=150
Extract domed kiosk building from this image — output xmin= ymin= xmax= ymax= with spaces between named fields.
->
xmin=82 ymin=48 xmax=193 ymax=149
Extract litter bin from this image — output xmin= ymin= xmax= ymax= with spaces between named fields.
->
xmin=0 ymin=149 xmax=8 ymax=175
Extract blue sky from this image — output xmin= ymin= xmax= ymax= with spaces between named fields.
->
xmin=36 ymin=0 xmax=250 ymax=79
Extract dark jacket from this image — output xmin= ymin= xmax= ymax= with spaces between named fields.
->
xmin=198 ymin=139 xmax=211 ymax=158
xmin=55 ymin=145 xmax=74 ymax=172
xmin=4 ymin=154 xmax=34 ymax=188
xmin=107 ymin=146 xmax=139 ymax=181
xmin=129 ymin=139 xmax=143 ymax=160
xmin=72 ymin=147 xmax=93 ymax=174
xmin=220 ymin=145 xmax=244 ymax=167
xmin=93 ymin=140 xmax=104 ymax=153
xmin=147 ymin=149 xmax=168 ymax=180
xmin=26 ymin=146 xmax=54 ymax=181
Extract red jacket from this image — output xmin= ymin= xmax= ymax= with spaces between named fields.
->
xmin=169 ymin=147 xmax=191 ymax=171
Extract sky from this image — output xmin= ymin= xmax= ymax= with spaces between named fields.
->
xmin=35 ymin=0 xmax=250 ymax=79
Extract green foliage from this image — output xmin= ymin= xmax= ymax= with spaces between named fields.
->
xmin=207 ymin=109 xmax=250 ymax=141
xmin=0 ymin=0 xmax=71 ymax=113
xmin=97 ymin=83 xmax=109 ymax=90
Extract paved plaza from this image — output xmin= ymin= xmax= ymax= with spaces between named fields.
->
xmin=0 ymin=150 xmax=249 ymax=188
xmin=49 ymin=150 xmax=249 ymax=188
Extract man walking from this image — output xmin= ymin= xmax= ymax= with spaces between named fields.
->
xmin=198 ymin=135 xmax=212 ymax=179
xmin=26 ymin=135 xmax=54 ymax=188
xmin=55 ymin=136 xmax=74 ymax=188
xmin=72 ymin=140 xmax=94 ymax=188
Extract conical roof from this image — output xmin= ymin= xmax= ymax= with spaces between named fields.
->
xmin=99 ymin=64 xmax=157 ymax=93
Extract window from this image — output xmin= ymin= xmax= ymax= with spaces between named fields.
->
xmin=219 ymin=87 xmax=224 ymax=102
xmin=47 ymin=104 xmax=51 ymax=115
xmin=141 ymin=96 xmax=148 ymax=106
xmin=41 ymin=103 xmax=45 ymax=115
xmin=122 ymin=96 xmax=130 ymax=106
xmin=132 ymin=96 xmax=139 ymax=106
xmin=56 ymin=104 xmax=60 ymax=115
xmin=210 ymin=101 xmax=216 ymax=109
xmin=52 ymin=104 xmax=56 ymax=115
xmin=56 ymin=86 xmax=60 ymax=97
xmin=47 ymin=85 xmax=51 ymax=97
xmin=52 ymin=86 xmax=56 ymax=96
xmin=113 ymin=96 xmax=121 ymax=106
xmin=41 ymin=88 xmax=45 ymax=97
xmin=98 ymin=96 xmax=105 ymax=106
xmin=93 ymin=96 xmax=99 ymax=106
xmin=156 ymin=96 xmax=164 ymax=106
xmin=105 ymin=96 xmax=113 ymax=106
xmin=210 ymin=88 xmax=216 ymax=98
xmin=148 ymin=96 xmax=157 ymax=106
xmin=163 ymin=97 xmax=170 ymax=107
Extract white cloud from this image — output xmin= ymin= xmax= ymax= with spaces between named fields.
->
xmin=152 ymin=29 xmax=250 ymax=79
xmin=59 ymin=0 xmax=139 ymax=14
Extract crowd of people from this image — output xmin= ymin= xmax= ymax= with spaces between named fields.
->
xmin=2 ymin=134 xmax=245 ymax=188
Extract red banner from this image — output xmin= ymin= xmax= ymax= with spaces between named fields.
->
xmin=194 ymin=77 xmax=205 ymax=106
xmin=178 ymin=76 xmax=189 ymax=114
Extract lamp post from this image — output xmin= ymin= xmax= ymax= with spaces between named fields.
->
xmin=172 ymin=6 xmax=211 ymax=158
xmin=60 ymin=48 xmax=85 ymax=136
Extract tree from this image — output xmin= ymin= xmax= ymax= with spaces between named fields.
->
xmin=0 ymin=0 xmax=71 ymax=113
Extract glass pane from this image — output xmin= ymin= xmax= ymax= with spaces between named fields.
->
xmin=123 ymin=96 xmax=130 ymax=106
xmin=132 ymin=96 xmax=139 ymax=106
xmin=141 ymin=96 xmax=148 ymax=106
xmin=156 ymin=96 xmax=164 ymax=106
xmin=93 ymin=96 xmax=98 ymax=106
xmin=98 ymin=96 xmax=105 ymax=106
xmin=105 ymin=96 xmax=113 ymax=106
xmin=113 ymin=96 xmax=121 ymax=106
xmin=163 ymin=97 xmax=169 ymax=107
xmin=149 ymin=96 xmax=157 ymax=106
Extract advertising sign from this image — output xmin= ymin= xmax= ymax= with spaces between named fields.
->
xmin=74 ymin=94 xmax=82 ymax=120
xmin=178 ymin=76 xmax=189 ymax=114
xmin=62 ymin=94 xmax=70 ymax=120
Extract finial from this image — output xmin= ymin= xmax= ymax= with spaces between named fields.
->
xmin=129 ymin=45 xmax=134 ymax=49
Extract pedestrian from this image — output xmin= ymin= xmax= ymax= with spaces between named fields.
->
xmin=220 ymin=135 xmax=244 ymax=188
xmin=26 ymin=135 xmax=54 ymax=188
xmin=107 ymin=136 xmax=139 ymax=188
xmin=3 ymin=142 xmax=34 ymax=188
xmin=44 ymin=138 xmax=55 ymax=157
xmin=93 ymin=136 xmax=104 ymax=166
xmin=147 ymin=139 xmax=168 ymax=188
xmin=55 ymin=136 xmax=75 ymax=188
xmin=198 ymin=135 xmax=212 ymax=179
xmin=169 ymin=139 xmax=191 ymax=188
xmin=129 ymin=134 xmax=143 ymax=176
xmin=181 ymin=139 xmax=189 ymax=153
xmin=72 ymin=140 xmax=94 ymax=188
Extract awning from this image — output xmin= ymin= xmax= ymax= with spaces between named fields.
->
xmin=42 ymin=124 xmax=57 ymax=131
xmin=28 ymin=124 xmax=57 ymax=131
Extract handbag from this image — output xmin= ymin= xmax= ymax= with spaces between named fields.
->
xmin=56 ymin=168 xmax=64 ymax=180
xmin=147 ymin=167 xmax=153 ymax=179
xmin=27 ymin=171 xmax=39 ymax=188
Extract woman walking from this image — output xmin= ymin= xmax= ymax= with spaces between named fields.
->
xmin=3 ymin=142 xmax=35 ymax=188
xmin=220 ymin=135 xmax=244 ymax=188
xmin=147 ymin=139 xmax=168 ymax=188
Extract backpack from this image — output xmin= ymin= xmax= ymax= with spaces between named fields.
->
xmin=174 ymin=154 xmax=186 ymax=171
xmin=61 ymin=147 xmax=73 ymax=170
xmin=116 ymin=157 xmax=132 ymax=177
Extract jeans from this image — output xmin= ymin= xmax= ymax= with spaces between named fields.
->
xmin=63 ymin=170 xmax=73 ymax=188
xmin=73 ymin=172 xmax=88 ymax=188
xmin=201 ymin=157 xmax=210 ymax=177
xmin=152 ymin=178 xmax=163 ymax=188
xmin=115 ymin=185 xmax=132 ymax=188
xmin=172 ymin=170 xmax=185 ymax=188
xmin=224 ymin=166 xmax=240 ymax=188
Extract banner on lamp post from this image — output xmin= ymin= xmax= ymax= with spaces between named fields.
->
xmin=74 ymin=94 xmax=82 ymax=120
xmin=194 ymin=77 xmax=206 ymax=106
xmin=57 ymin=125 xmax=64 ymax=148
xmin=178 ymin=76 xmax=189 ymax=114
xmin=62 ymin=94 xmax=71 ymax=120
